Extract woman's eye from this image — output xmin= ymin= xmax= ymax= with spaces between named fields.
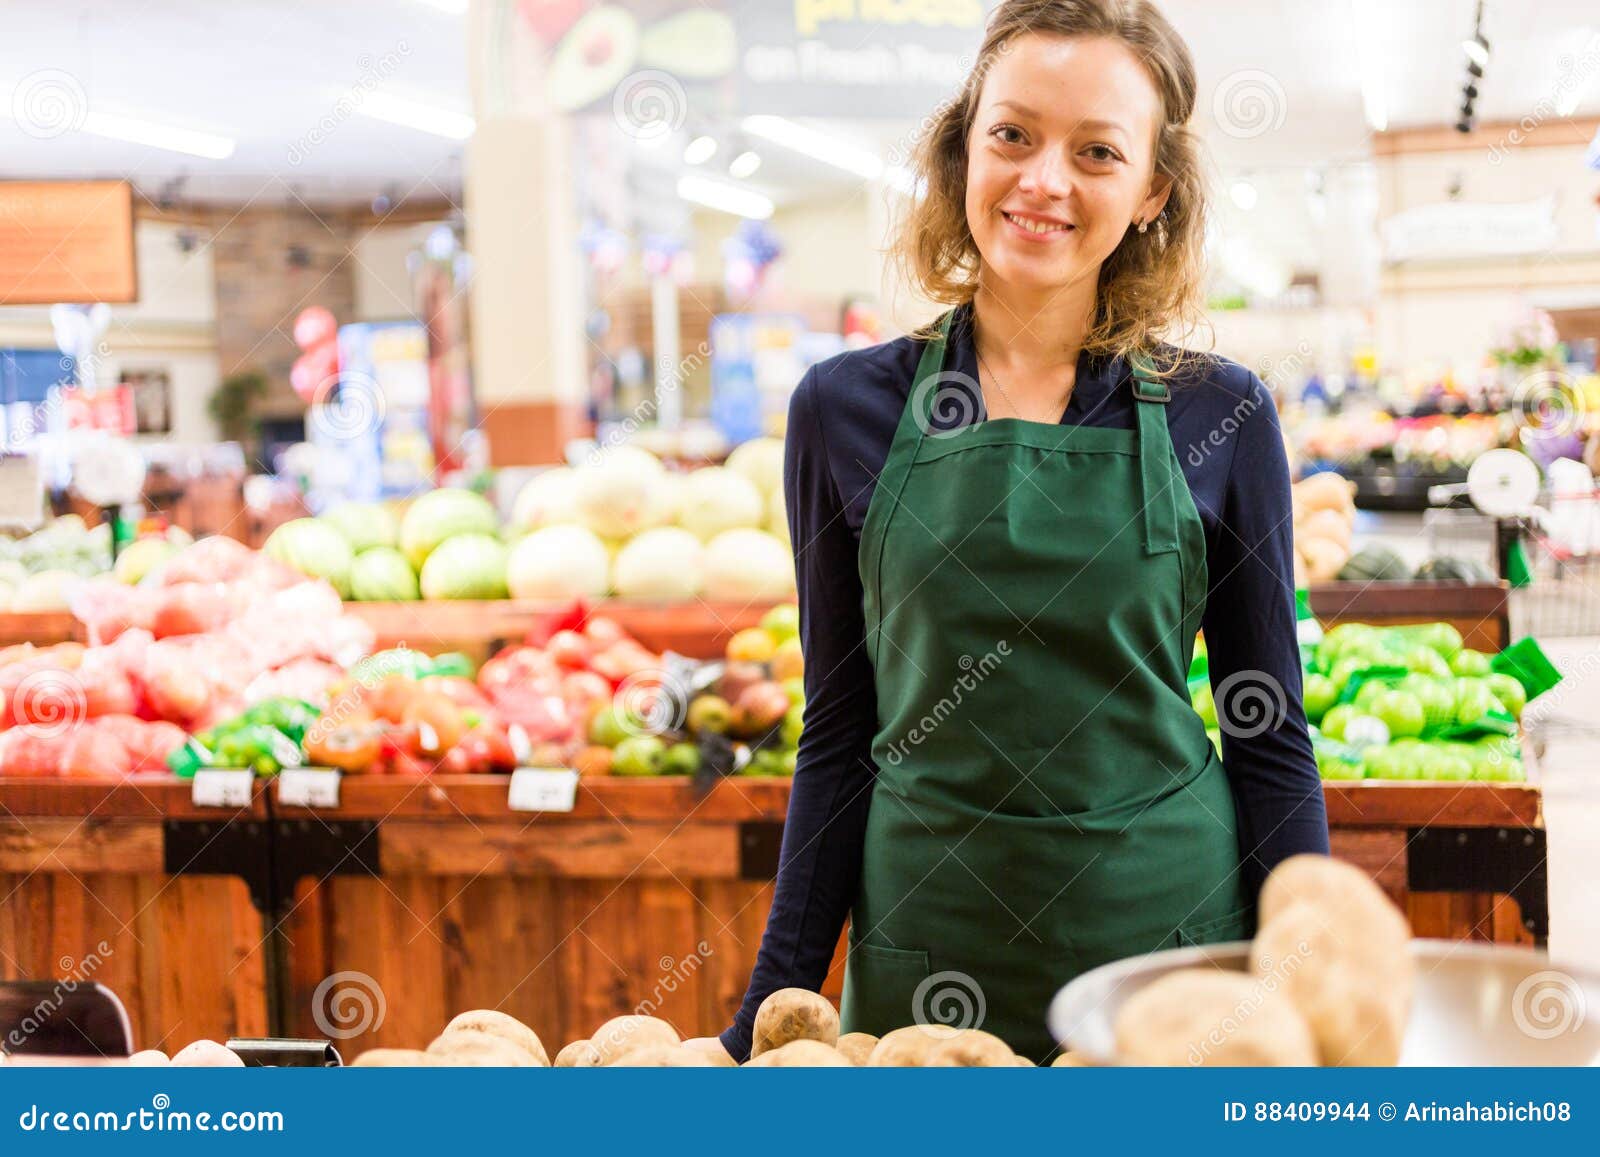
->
xmin=1082 ymin=144 xmax=1124 ymax=164
xmin=989 ymin=124 xmax=1026 ymax=146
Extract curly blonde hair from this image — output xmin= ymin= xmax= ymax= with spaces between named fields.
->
xmin=893 ymin=0 xmax=1210 ymax=371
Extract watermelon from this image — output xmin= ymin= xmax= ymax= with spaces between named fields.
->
xmin=418 ymin=533 xmax=509 ymax=600
xmin=263 ymin=518 xmax=355 ymax=595
xmin=1414 ymin=556 xmax=1495 ymax=583
xmin=348 ymin=546 xmax=420 ymax=601
xmin=1336 ymin=546 xmax=1410 ymax=582
xmin=399 ymin=488 xmax=500 ymax=570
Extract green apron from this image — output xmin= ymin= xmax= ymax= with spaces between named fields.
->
xmin=840 ymin=312 xmax=1251 ymax=1061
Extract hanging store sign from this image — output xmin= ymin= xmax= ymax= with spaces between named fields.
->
xmin=0 ymin=181 xmax=138 ymax=305
xmin=1380 ymin=197 xmax=1561 ymax=263
xmin=524 ymin=1 xmax=989 ymax=120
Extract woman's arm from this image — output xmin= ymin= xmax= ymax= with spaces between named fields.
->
xmin=1200 ymin=371 xmax=1330 ymax=896
xmin=718 ymin=371 xmax=880 ymax=1061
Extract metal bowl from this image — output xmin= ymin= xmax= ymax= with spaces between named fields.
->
xmin=1049 ymin=939 xmax=1600 ymax=1066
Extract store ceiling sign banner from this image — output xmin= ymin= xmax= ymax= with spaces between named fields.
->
xmin=0 ymin=180 xmax=138 ymax=305
xmin=1380 ymin=196 xmax=1560 ymax=263
xmin=738 ymin=1 xmax=989 ymax=117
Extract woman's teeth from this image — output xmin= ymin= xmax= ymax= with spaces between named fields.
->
xmin=1004 ymin=211 xmax=1071 ymax=235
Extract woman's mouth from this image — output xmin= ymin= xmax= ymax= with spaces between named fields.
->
xmin=1001 ymin=210 xmax=1074 ymax=239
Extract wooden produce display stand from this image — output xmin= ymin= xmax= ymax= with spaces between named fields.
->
xmin=0 ymin=776 xmax=273 ymax=1050
xmin=270 ymin=775 xmax=1544 ymax=1054
xmin=1308 ymin=581 xmax=1510 ymax=652
xmin=273 ymin=775 xmax=798 ymax=1054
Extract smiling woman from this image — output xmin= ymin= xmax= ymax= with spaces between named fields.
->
xmin=697 ymin=0 xmax=1329 ymax=1066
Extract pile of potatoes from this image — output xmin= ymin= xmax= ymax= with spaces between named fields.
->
xmin=348 ymin=994 xmax=1088 ymax=1068
xmin=1112 ymin=854 xmax=1413 ymax=1066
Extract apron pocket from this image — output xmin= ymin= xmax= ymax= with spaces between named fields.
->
xmin=840 ymin=941 xmax=931 ymax=1038
xmin=1175 ymin=905 xmax=1256 ymax=948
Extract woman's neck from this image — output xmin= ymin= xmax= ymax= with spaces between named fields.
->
xmin=971 ymin=276 xmax=1097 ymax=371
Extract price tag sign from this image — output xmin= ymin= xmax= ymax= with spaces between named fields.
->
xmin=278 ymin=768 xmax=341 ymax=809
xmin=507 ymin=767 xmax=580 ymax=814
xmin=191 ymin=769 xmax=255 ymax=809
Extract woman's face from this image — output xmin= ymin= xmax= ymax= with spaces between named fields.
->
xmin=964 ymin=34 xmax=1170 ymax=297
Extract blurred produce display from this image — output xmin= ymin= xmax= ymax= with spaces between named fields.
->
xmin=257 ymin=439 xmax=795 ymax=603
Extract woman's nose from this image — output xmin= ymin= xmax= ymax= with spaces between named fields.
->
xmin=1016 ymin=149 xmax=1071 ymax=202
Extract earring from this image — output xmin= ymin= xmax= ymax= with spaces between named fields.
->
xmin=1136 ymin=219 xmax=1148 ymax=234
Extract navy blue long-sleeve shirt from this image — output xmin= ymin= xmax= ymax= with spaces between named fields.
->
xmin=719 ymin=304 xmax=1329 ymax=1059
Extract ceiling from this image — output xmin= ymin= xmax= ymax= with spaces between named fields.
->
xmin=0 ymin=0 xmax=1596 ymax=210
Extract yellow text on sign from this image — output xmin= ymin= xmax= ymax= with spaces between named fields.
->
xmin=794 ymin=0 xmax=986 ymax=38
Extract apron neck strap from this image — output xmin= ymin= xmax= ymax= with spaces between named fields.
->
xmin=1129 ymin=351 xmax=1179 ymax=555
xmin=906 ymin=310 xmax=956 ymax=439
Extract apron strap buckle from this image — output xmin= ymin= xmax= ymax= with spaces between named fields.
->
xmin=1129 ymin=353 xmax=1170 ymax=403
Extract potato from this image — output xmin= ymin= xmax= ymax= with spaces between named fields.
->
xmin=865 ymin=1024 xmax=960 ymax=1067
xmin=350 ymin=1048 xmax=436 ymax=1067
xmin=553 ymin=1039 xmax=602 ymax=1067
xmin=1014 ymin=1056 xmax=1037 ymax=1067
xmin=750 ymin=988 xmax=839 ymax=1059
xmin=680 ymin=1038 xmax=739 ymax=1067
xmin=127 ymin=1049 xmax=170 ymax=1066
xmin=1112 ymin=969 xmax=1318 ymax=1066
xmin=426 ymin=1031 xmax=538 ymax=1067
xmin=1050 ymin=1051 xmax=1088 ymax=1067
xmin=171 ymin=1040 xmax=244 ymax=1068
xmin=1258 ymin=854 xmax=1410 ymax=940
xmin=834 ymin=1032 xmax=879 ymax=1066
xmin=590 ymin=1015 xmax=680 ymax=1066
xmin=610 ymin=1045 xmax=713 ymax=1067
xmin=743 ymin=1040 xmax=852 ymax=1067
xmin=1252 ymin=900 xmax=1409 ymax=1066
xmin=924 ymin=1029 xmax=1016 ymax=1067
xmin=440 ymin=1009 xmax=549 ymax=1066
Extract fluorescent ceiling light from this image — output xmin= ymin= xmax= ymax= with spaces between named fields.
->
xmin=1462 ymin=36 xmax=1489 ymax=68
xmin=741 ymin=115 xmax=886 ymax=181
xmin=728 ymin=150 xmax=761 ymax=179
xmin=677 ymin=174 xmax=773 ymax=219
xmin=683 ymin=135 xmax=718 ymax=165
xmin=1229 ymin=179 xmax=1258 ymax=211
xmin=81 ymin=111 xmax=234 ymax=159
xmin=1351 ymin=0 xmax=1388 ymax=131
xmin=412 ymin=0 xmax=468 ymax=13
xmin=357 ymin=92 xmax=475 ymax=140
